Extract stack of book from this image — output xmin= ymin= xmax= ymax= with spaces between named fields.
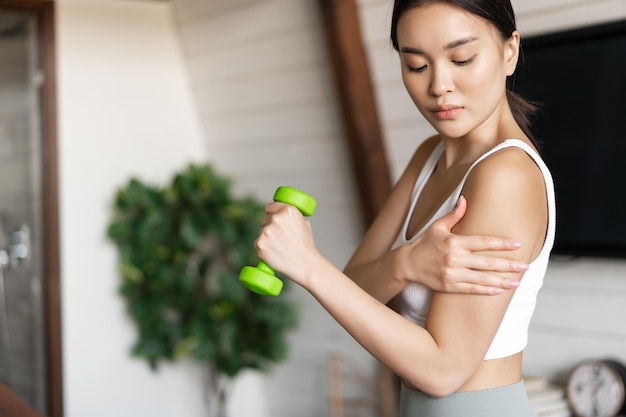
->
xmin=523 ymin=375 xmax=572 ymax=417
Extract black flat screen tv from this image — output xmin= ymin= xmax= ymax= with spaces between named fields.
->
xmin=512 ymin=19 xmax=626 ymax=258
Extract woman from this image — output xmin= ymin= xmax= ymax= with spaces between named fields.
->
xmin=255 ymin=0 xmax=555 ymax=415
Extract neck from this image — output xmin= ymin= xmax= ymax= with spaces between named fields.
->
xmin=440 ymin=100 xmax=526 ymax=169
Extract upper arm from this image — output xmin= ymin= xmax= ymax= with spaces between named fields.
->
xmin=344 ymin=136 xmax=440 ymax=270
xmin=424 ymin=147 xmax=548 ymax=386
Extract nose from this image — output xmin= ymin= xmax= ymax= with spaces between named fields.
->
xmin=429 ymin=65 xmax=454 ymax=97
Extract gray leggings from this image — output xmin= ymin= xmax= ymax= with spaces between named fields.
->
xmin=399 ymin=381 xmax=538 ymax=417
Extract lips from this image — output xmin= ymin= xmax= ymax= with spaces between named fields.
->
xmin=432 ymin=104 xmax=463 ymax=119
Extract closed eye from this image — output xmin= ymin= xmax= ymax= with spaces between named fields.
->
xmin=453 ymin=55 xmax=476 ymax=66
xmin=407 ymin=64 xmax=427 ymax=73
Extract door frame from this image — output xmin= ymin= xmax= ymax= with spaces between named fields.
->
xmin=317 ymin=0 xmax=393 ymax=228
xmin=0 ymin=1 xmax=62 ymax=416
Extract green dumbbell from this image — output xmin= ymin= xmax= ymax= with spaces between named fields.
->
xmin=239 ymin=186 xmax=317 ymax=296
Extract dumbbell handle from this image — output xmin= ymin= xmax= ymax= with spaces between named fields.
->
xmin=239 ymin=186 xmax=316 ymax=296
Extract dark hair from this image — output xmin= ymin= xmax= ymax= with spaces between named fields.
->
xmin=390 ymin=0 xmax=538 ymax=144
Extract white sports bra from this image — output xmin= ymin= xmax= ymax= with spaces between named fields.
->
xmin=393 ymin=139 xmax=556 ymax=360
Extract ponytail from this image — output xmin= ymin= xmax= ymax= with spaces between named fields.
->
xmin=506 ymin=89 xmax=540 ymax=146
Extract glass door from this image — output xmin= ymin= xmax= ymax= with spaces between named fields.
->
xmin=0 ymin=8 xmax=47 ymax=414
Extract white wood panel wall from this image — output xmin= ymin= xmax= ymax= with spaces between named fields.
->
xmin=172 ymin=1 xmax=376 ymax=416
xmin=355 ymin=0 xmax=626 ymax=382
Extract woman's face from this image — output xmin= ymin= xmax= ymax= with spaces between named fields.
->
xmin=396 ymin=3 xmax=519 ymax=140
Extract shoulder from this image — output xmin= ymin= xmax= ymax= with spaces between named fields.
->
xmin=420 ymin=134 xmax=442 ymax=151
xmin=467 ymin=143 xmax=546 ymax=193
xmin=414 ymin=134 xmax=442 ymax=160
xmin=455 ymin=143 xmax=549 ymax=260
xmin=404 ymin=135 xmax=441 ymax=174
xmin=389 ymin=134 xmax=442 ymax=193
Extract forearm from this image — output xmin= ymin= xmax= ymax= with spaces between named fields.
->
xmin=305 ymin=255 xmax=475 ymax=397
xmin=343 ymin=246 xmax=408 ymax=304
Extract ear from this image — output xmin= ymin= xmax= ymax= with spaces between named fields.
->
xmin=504 ymin=31 xmax=521 ymax=76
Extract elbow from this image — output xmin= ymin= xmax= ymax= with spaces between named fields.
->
xmin=403 ymin=367 xmax=468 ymax=399
xmin=424 ymin=382 xmax=460 ymax=399
xmin=417 ymin=380 xmax=461 ymax=399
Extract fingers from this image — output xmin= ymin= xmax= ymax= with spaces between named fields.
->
xmin=265 ymin=201 xmax=290 ymax=213
xmin=263 ymin=202 xmax=301 ymax=223
xmin=437 ymin=253 xmax=526 ymax=295
xmin=460 ymin=252 xmax=529 ymax=272
xmin=260 ymin=202 xmax=311 ymax=243
xmin=454 ymin=273 xmax=521 ymax=295
xmin=451 ymin=233 xmax=523 ymax=253
xmin=457 ymin=283 xmax=513 ymax=296
xmin=435 ymin=195 xmax=468 ymax=231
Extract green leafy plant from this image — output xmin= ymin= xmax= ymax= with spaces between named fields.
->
xmin=107 ymin=163 xmax=298 ymax=416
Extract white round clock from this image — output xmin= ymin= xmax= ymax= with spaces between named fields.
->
xmin=566 ymin=359 xmax=626 ymax=417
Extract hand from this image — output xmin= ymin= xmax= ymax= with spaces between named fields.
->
xmin=401 ymin=196 xmax=528 ymax=295
xmin=254 ymin=202 xmax=321 ymax=286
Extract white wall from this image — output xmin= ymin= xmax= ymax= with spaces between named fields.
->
xmin=55 ymin=1 xmax=215 ymax=416
xmin=172 ymin=1 xmax=376 ymax=416
xmin=356 ymin=0 xmax=626 ymax=381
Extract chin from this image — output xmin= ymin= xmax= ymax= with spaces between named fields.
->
xmin=422 ymin=116 xmax=468 ymax=138
xmin=433 ymin=125 xmax=471 ymax=139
